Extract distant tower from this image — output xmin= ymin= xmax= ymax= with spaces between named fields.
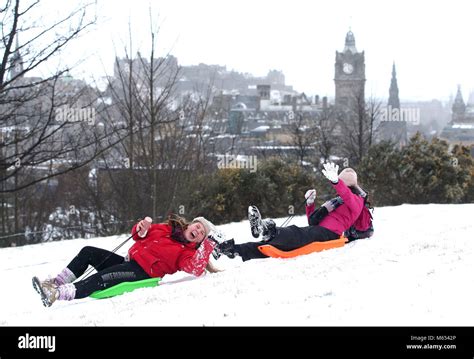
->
xmin=452 ymin=85 xmax=466 ymax=123
xmin=334 ymin=30 xmax=366 ymax=111
xmin=9 ymin=35 xmax=24 ymax=80
xmin=388 ymin=62 xmax=400 ymax=109
xmin=377 ymin=62 xmax=407 ymax=147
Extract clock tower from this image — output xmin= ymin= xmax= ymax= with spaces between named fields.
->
xmin=335 ymin=30 xmax=365 ymax=111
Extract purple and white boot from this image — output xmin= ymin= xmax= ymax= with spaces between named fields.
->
xmin=33 ymin=277 xmax=76 ymax=307
xmin=55 ymin=268 xmax=76 ymax=286
xmin=32 ymin=268 xmax=76 ymax=295
xmin=57 ymin=284 xmax=76 ymax=302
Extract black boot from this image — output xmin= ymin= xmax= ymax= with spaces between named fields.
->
xmin=213 ymin=239 xmax=238 ymax=259
xmin=261 ymin=219 xmax=277 ymax=242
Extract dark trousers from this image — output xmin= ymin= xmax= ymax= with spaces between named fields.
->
xmin=67 ymin=246 xmax=150 ymax=298
xmin=234 ymin=225 xmax=339 ymax=262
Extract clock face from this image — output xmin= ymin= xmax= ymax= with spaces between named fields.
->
xmin=343 ymin=63 xmax=354 ymax=74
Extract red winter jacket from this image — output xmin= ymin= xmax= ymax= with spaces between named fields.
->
xmin=128 ymin=223 xmax=216 ymax=278
xmin=317 ymin=179 xmax=364 ymax=236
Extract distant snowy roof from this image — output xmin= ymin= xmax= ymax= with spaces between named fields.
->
xmin=250 ymin=126 xmax=270 ymax=133
xmin=251 ymin=145 xmax=300 ymax=150
xmin=452 ymin=124 xmax=474 ymax=129
xmin=215 ymin=134 xmax=237 ymax=139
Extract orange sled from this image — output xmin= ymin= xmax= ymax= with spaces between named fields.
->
xmin=258 ymin=236 xmax=348 ymax=258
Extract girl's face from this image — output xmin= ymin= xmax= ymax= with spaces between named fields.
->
xmin=184 ymin=222 xmax=206 ymax=243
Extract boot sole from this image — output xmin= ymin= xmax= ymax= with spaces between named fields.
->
xmin=32 ymin=277 xmax=53 ymax=307
xmin=248 ymin=206 xmax=260 ymax=238
xmin=32 ymin=277 xmax=41 ymax=295
xmin=248 ymin=206 xmax=262 ymax=238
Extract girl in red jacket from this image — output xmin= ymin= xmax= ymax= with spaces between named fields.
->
xmin=214 ymin=162 xmax=365 ymax=262
xmin=33 ymin=215 xmax=217 ymax=307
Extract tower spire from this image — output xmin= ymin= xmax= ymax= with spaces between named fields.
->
xmin=343 ymin=30 xmax=357 ymax=53
xmin=10 ymin=34 xmax=24 ymax=80
xmin=452 ymin=85 xmax=466 ymax=122
xmin=388 ymin=62 xmax=400 ymax=109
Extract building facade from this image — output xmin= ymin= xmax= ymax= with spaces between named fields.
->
xmin=440 ymin=86 xmax=474 ymax=149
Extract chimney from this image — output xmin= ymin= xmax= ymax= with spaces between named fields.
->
xmin=322 ymin=96 xmax=328 ymax=109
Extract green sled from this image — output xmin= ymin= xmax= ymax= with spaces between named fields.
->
xmin=90 ymin=277 xmax=161 ymax=299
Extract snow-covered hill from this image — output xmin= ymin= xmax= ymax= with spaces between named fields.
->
xmin=1 ymin=204 xmax=473 ymax=326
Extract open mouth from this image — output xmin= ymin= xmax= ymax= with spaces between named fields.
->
xmin=191 ymin=231 xmax=197 ymax=239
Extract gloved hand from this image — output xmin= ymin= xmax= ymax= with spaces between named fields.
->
xmin=208 ymin=230 xmax=228 ymax=260
xmin=304 ymin=189 xmax=317 ymax=205
xmin=322 ymin=162 xmax=339 ymax=183
xmin=207 ymin=229 xmax=226 ymax=244
xmin=137 ymin=216 xmax=152 ymax=238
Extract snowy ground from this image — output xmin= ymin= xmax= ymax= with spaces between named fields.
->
xmin=0 ymin=203 xmax=473 ymax=326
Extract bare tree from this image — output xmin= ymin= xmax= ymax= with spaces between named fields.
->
xmin=104 ymin=22 xmax=180 ymax=219
xmin=96 ymin=12 xmax=219 ymax=226
xmin=338 ymin=93 xmax=381 ymax=165
xmin=0 ymin=0 xmax=139 ymax=243
xmin=366 ymin=95 xmax=382 ymax=148
xmin=288 ymin=112 xmax=316 ymax=166
xmin=0 ymin=1 xmax=133 ymax=191
xmin=314 ymin=106 xmax=339 ymax=163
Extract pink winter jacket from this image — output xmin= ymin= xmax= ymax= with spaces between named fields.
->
xmin=313 ymin=179 xmax=364 ymax=236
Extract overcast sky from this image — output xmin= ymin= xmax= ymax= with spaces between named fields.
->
xmin=40 ymin=0 xmax=474 ymax=102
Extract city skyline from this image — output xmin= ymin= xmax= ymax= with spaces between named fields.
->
xmin=31 ymin=0 xmax=474 ymax=102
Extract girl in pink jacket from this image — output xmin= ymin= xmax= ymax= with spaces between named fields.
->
xmin=214 ymin=163 xmax=365 ymax=262
xmin=305 ymin=185 xmax=373 ymax=242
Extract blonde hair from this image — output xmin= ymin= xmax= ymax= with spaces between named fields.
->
xmin=167 ymin=213 xmax=222 ymax=273
xmin=167 ymin=213 xmax=190 ymax=230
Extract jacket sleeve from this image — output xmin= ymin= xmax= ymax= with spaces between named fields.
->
xmin=131 ymin=223 xmax=158 ymax=241
xmin=305 ymin=202 xmax=315 ymax=224
xmin=178 ymin=238 xmax=217 ymax=277
xmin=332 ymin=179 xmax=358 ymax=212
